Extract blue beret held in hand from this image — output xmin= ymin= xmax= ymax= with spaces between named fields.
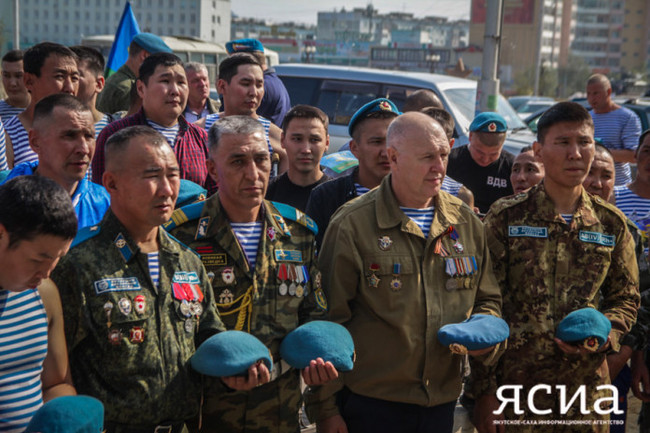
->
xmin=280 ymin=321 xmax=355 ymax=371
xmin=25 ymin=395 xmax=104 ymax=433
xmin=556 ymin=307 xmax=611 ymax=351
xmin=191 ymin=330 xmax=273 ymax=377
xmin=437 ymin=314 xmax=510 ymax=355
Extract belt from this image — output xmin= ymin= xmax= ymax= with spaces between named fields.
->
xmin=268 ymin=359 xmax=292 ymax=382
xmin=104 ymin=421 xmax=186 ymax=433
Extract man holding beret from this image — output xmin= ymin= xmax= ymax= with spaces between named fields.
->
xmin=446 ymin=112 xmax=515 ymax=214
xmin=470 ymin=102 xmax=639 ymax=432
xmin=309 ymin=112 xmax=503 ymax=433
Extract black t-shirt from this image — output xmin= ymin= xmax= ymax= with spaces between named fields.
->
xmin=446 ymin=145 xmax=515 ymax=214
xmin=265 ymin=172 xmax=331 ymax=213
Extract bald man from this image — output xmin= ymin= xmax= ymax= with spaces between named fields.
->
xmin=586 ymin=74 xmax=641 ymax=186
xmin=306 ymin=112 xmax=503 ymax=433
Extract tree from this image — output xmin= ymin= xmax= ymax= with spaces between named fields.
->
xmin=557 ymin=55 xmax=591 ymax=99
xmin=513 ymin=65 xmax=558 ymax=97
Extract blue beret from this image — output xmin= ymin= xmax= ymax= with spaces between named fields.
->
xmin=176 ymin=179 xmax=207 ymax=209
xmin=280 ymin=321 xmax=355 ymax=371
xmin=437 ymin=314 xmax=510 ymax=354
xmin=226 ymin=38 xmax=264 ymax=54
xmin=132 ymin=33 xmax=172 ymax=54
xmin=191 ymin=330 xmax=273 ymax=377
xmin=556 ymin=308 xmax=611 ymax=351
xmin=469 ymin=112 xmax=507 ymax=133
xmin=25 ymin=395 xmax=104 ymax=433
xmin=348 ymin=98 xmax=400 ymax=136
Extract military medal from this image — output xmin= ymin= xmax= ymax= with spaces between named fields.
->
xmin=390 ymin=263 xmax=402 ymax=291
xmin=288 ymin=265 xmax=297 ymax=296
xmin=185 ymin=318 xmax=194 ymax=333
xmin=108 ymin=329 xmax=121 ymax=345
xmin=221 ymin=267 xmax=235 ymax=285
xmin=446 ymin=279 xmax=459 ymax=290
xmin=294 ymin=265 xmax=305 ymax=297
xmin=134 ymin=295 xmax=146 ymax=315
xmin=277 ymin=264 xmax=289 ymax=295
xmin=180 ymin=300 xmax=192 ymax=317
xmin=378 ymin=236 xmax=393 ymax=251
xmin=118 ymin=297 xmax=132 ymax=316
xmin=219 ymin=289 xmax=234 ymax=305
xmin=129 ymin=327 xmax=144 ymax=344
xmin=368 ymin=263 xmax=380 ymax=288
xmin=190 ymin=302 xmax=203 ymax=316
xmin=104 ymin=301 xmax=114 ymax=328
xmin=450 ymin=227 xmax=464 ymax=253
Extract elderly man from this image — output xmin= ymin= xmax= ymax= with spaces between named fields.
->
xmin=2 ymin=94 xmax=109 ymax=228
xmin=166 ymin=115 xmax=335 ymax=433
xmin=308 ymin=112 xmax=503 ymax=433
xmin=51 ymin=126 xmax=225 ymax=432
xmin=183 ymin=62 xmax=220 ymax=123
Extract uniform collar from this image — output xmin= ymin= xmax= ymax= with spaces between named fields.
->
xmin=530 ymin=182 xmax=600 ymax=227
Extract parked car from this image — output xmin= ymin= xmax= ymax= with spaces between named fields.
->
xmin=275 ymin=64 xmax=535 ymax=155
xmin=508 ymin=96 xmax=555 ymax=112
xmin=516 ymin=100 xmax=555 ymax=119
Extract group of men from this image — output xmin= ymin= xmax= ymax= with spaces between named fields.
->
xmin=0 ymin=32 xmax=646 ymax=433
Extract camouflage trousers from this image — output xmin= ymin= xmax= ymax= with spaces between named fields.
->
xmin=191 ymin=369 xmax=301 ymax=433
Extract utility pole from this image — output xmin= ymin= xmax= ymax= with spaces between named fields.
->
xmin=13 ymin=0 xmax=19 ymax=49
xmin=533 ymin=0 xmax=545 ymax=96
xmin=477 ymin=0 xmax=503 ymax=113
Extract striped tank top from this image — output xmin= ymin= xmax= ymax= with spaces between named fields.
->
xmin=4 ymin=116 xmax=37 ymax=166
xmin=0 ymin=121 xmax=7 ymax=171
xmin=0 ymin=289 xmax=48 ymax=432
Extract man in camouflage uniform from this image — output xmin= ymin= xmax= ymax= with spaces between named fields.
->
xmin=470 ymin=102 xmax=640 ymax=433
xmin=51 ymin=126 xmax=225 ymax=433
xmin=166 ymin=115 xmax=335 ymax=433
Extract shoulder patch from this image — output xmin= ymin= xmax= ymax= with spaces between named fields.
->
xmin=71 ymin=224 xmax=101 ymax=248
xmin=163 ymin=231 xmax=200 ymax=258
xmin=163 ymin=201 xmax=206 ymax=232
xmin=271 ymin=201 xmax=318 ymax=235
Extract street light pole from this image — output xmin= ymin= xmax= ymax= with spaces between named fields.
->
xmin=13 ymin=0 xmax=20 ymax=49
xmin=477 ymin=0 xmax=504 ymax=113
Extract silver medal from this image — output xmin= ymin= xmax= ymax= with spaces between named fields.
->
xmin=184 ymin=318 xmax=194 ymax=333
xmin=279 ymin=282 xmax=288 ymax=296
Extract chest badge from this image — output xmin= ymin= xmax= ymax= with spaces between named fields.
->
xmin=222 ymin=267 xmax=235 ymax=285
xmin=378 ymin=236 xmax=393 ymax=251
xmin=118 ymin=297 xmax=132 ymax=316
xmin=134 ymin=295 xmax=146 ymax=315
xmin=368 ymin=263 xmax=381 ymax=288
xmin=267 ymin=226 xmax=276 ymax=241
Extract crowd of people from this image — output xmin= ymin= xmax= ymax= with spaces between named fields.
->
xmin=0 ymin=33 xmax=649 ymax=433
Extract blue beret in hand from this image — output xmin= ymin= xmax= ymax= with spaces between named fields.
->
xmin=25 ymin=395 xmax=104 ymax=433
xmin=556 ymin=308 xmax=611 ymax=352
xmin=191 ymin=330 xmax=273 ymax=377
xmin=280 ymin=321 xmax=355 ymax=371
xmin=437 ymin=314 xmax=510 ymax=355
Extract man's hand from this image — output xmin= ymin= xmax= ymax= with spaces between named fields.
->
xmin=631 ymin=350 xmax=650 ymax=401
xmin=317 ymin=414 xmax=348 ymax=433
xmin=302 ymin=357 xmax=339 ymax=386
xmin=474 ymin=394 xmax=504 ymax=433
xmin=221 ymin=361 xmax=271 ymax=391
xmin=607 ymin=345 xmax=633 ymax=379
xmin=554 ymin=337 xmax=611 ymax=355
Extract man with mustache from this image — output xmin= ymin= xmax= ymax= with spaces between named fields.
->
xmin=1 ymin=93 xmax=110 ymax=229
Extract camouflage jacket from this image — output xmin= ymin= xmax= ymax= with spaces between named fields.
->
xmin=51 ymin=210 xmax=224 ymax=426
xmin=469 ymin=183 xmax=640 ymax=398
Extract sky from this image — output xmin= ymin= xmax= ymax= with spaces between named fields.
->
xmin=231 ymin=0 xmax=472 ymax=25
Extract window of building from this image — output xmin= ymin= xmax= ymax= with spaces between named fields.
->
xmin=217 ymin=16 xmax=221 ymax=24
xmin=190 ymin=14 xmax=196 ymax=23
xmin=212 ymin=15 xmax=216 ymax=23
xmin=212 ymin=30 xmax=215 ymax=38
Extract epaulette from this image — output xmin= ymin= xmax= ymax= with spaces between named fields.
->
xmin=71 ymin=224 xmax=101 ymax=248
xmin=163 ymin=201 xmax=206 ymax=232
xmin=590 ymin=194 xmax=628 ymax=224
xmin=271 ymin=201 xmax=318 ymax=235
xmin=488 ymin=191 xmax=530 ymax=215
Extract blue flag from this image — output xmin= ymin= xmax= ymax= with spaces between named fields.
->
xmin=105 ymin=2 xmax=140 ymax=77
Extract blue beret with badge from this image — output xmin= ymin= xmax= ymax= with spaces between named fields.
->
xmin=226 ymin=38 xmax=265 ymax=54
xmin=132 ymin=33 xmax=172 ymax=54
xmin=469 ymin=112 xmax=507 ymax=133
xmin=437 ymin=314 xmax=510 ymax=355
xmin=556 ymin=307 xmax=611 ymax=352
xmin=176 ymin=179 xmax=207 ymax=209
xmin=25 ymin=395 xmax=104 ymax=433
xmin=280 ymin=321 xmax=355 ymax=371
xmin=348 ymin=98 xmax=401 ymax=137
xmin=191 ymin=330 xmax=273 ymax=377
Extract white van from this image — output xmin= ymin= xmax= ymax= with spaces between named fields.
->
xmin=275 ymin=64 xmax=535 ymax=155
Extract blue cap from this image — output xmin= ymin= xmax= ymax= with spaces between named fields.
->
xmin=348 ymin=98 xmax=400 ymax=137
xmin=132 ymin=33 xmax=172 ymax=54
xmin=176 ymin=179 xmax=207 ymax=209
xmin=437 ymin=314 xmax=510 ymax=354
xmin=25 ymin=395 xmax=104 ymax=433
xmin=280 ymin=321 xmax=355 ymax=371
xmin=469 ymin=112 xmax=507 ymax=133
xmin=556 ymin=308 xmax=611 ymax=351
xmin=191 ymin=330 xmax=273 ymax=377
xmin=226 ymin=38 xmax=264 ymax=54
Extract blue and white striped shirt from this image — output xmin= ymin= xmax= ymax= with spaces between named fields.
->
xmin=0 ymin=289 xmax=48 ymax=432
xmin=0 ymin=101 xmax=24 ymax=125
xmin=0 ymin=120 xmax=7 ymax=171
xmin=231 ymin=222 xmax=263 ymax=271
xmin=614 ymin=186 xmax=650 ymax=229
xmin=147 ymin=252 xmax=160 ymax=288
xmin=561 ymin=213 xmax=573 ymax=225
xmin=147 ymin=120 xmax=179 ymax=147
xmin=441 ymin=176 xmax=463 ymax=197
xmin=354 ymin=183 xmax=371 ymax=196
xmin=4 ymin=116 xmax=36 ymax=166
xmin=401 ymin=206 xmax=435 ymax=238
xmin=94 ymin=114 xmax=112 ymax=139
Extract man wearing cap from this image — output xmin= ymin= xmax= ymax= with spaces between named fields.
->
xmin=97 ymin=33 xmax=172 ymax=115
xmin=226 ymin=38 xmax=291 ymax=127
xmin=306 ymin=98 xmax=400 ymax=249
xmin=307 ymin=112 xmax=503 ymax=433
xmin=469 ymin=102 xmax=639 ymax=432
xmin=446 ymin=112 xmax=515 ymax=214
xmin=165 ymin=115 xmax=335 ymax=433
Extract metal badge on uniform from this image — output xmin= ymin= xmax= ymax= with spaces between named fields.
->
xmin=108 ymin=329 xmax=121 ymax=345
xmin=288 ymin=264 xmax=297 ymax=296
xmin=315 ymin=287 xmax=328 ymax=310
xmin=207 ymin=272 xmax=215 ymax=283
xmin=378 ymin=236 xmax=393 ymax=251
xmin=190 ymin=302 xmax=203 ymax=316
xmin=113 ymin=233 xmax=133 ymax=262
xmin=273 ymin=215 xmax=291 ymax=237
xmin=221 ymin=267 xmax=235 ymax=285
xmin=368 ymin=263 xmax=381 ymax=288
xmin=267 ymin=226 xmax=276 ymax=241
xmin=195 ymin=217 xmax=210 ymax=240
xmin=129 ymin=327 xmax=145 ymax=344
xmin=104 ymin=301 xmax=114 ymax=328
xmin=449 ymin=227 xmax=464 ymax=253
xmin=390 ymin=263 xmax=402 ymax=291
xmin=185 ymin=318 xmax=194 ymax=333
xmin=118 ymin=297 xmax=132 ymax=316
xmin=277 ymin=264 xmax=289 ymax=295
xmin=134 ymin=295 xmax=146 ymax=315
xmin=219 ymin=289 xmax=234 ymax=304
xmin=180 ymin=300 xmax=192 ymax=317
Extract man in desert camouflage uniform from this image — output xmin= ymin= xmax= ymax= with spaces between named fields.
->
xmin=51 ymin=126 xmax=225 ymax=433
xmin=470 ymin=102 xmax=639 ymax=433
xmin=165 ymin=115 xmax=335 ymax=433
